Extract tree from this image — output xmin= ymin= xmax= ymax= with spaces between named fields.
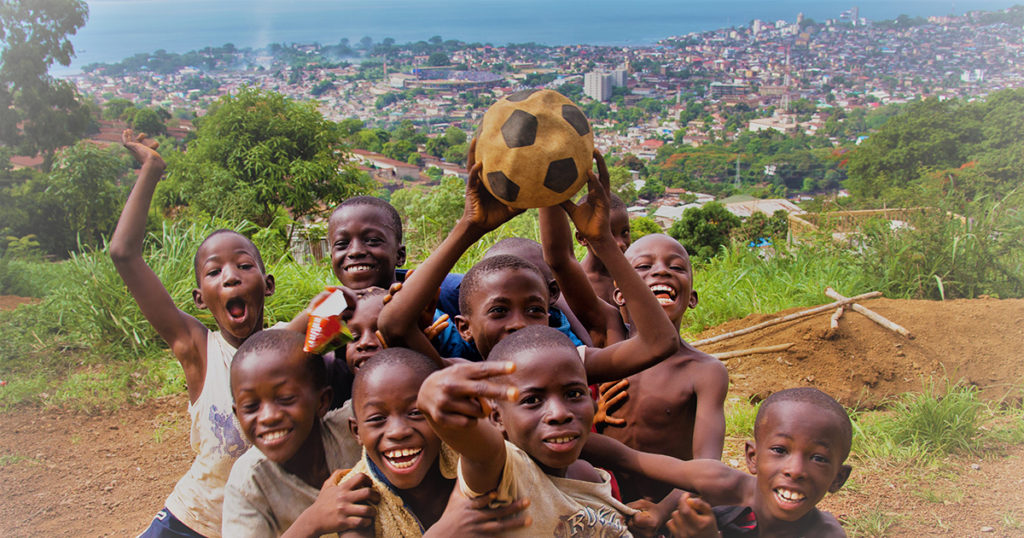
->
xmin=158 ymin=87 xmax=375 ymax=227
xmin=629 ymin=216 xmax=661 ymax=241
xmin=668 ymin=202 xmax=740 ymax=261
xmin=1 ymin=141 xmax=127 ymax=256
xmin=0 ymin=0 xmax=91 ymax=169
xmin=427 ymin=52 xmax=449 ymax=66
xmin=131 ymin=107 xmax=166 ymax=137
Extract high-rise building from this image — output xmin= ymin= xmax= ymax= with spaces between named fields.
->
xmin=584 ymin=71 xmax=612 ymax=102
xmin=610 ymin=68 xmax=628 ymax=88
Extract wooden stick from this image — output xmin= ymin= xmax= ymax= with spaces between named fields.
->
xmin=713 ymin=343 xmax=794 ymax=360
xmin=824 ymin=288 xmax=914 ymax=339
xmin=692 ymin=291 xmax=882 ymax=347
xmin=823 ymin=305 xmax=845 ymax=339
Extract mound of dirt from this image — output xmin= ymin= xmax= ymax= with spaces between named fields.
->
xmin=698 ymin=297 xmax=1024 ymax=407
xmin=0 ymin=295 xmax=38 ymax=311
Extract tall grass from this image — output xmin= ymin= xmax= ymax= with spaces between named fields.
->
xmin=685 ymin=241 xmax=875 ymax=335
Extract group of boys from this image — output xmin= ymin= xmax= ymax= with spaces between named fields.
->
xmin=114 ymin=130 xmax=853 ymax=538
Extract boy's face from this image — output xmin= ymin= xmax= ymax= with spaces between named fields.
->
xmin=622 ymin=234 xmax=697 ymax=325
xmin=193 ymin=233 xmax=275 ymax=347
xmin=329 ymin=205 xmax=406 ymax=290
xmin=350 ymin=364 xmax=440 ymax=490
xmin=345 ymin=296 xmax=385 ymax=372
xmin=745 ymin=400 xmax=851 ymax=525
xmin=231 ymin=348 xmax=330 ymax=465
xmin=492 ymin=346 xmax=593 ymax=477
xmin=456 ymin=268 xmax=550 ymax=359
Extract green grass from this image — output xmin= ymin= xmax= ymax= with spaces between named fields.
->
xmin=724 ymin=396 xmax=759 ymax=439
xmin=843 ymin=507 xmax=900 ymax=537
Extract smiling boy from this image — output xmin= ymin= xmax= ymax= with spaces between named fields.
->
xmin=110 ymin=130 xmax=275 ymax=537
xmin=223 ymin=330 xmax=374 ymax=538
xmin=585 ymin=388 xmax=854 ymax=538
xmin=419 ymin=326 xmax=637 ymax=537
xmin=598 ymin=233 xmax=729 ymax=529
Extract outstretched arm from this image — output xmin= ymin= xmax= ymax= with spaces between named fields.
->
xmin=582 ymin=434 xmax=748 ymax=507
xmin=418 ymin=361 xmax=518 ymax=495
xmin=567 ymin=153 xmax=678 ymax=384
xmin=377 ymin=140 xmax=522 ymax=362
xmin=109 ymin=130 xmax=208 ymax=402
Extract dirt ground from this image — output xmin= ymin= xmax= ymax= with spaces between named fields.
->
xmin=1 ymin=297 xmax=1022 ymax=536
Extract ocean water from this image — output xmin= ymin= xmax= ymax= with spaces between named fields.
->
xmin=60 ymin=0 xmax=1020 ymax=73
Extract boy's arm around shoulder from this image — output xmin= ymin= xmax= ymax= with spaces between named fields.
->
xmin=582 ymin=434 xmax=749 ymax=507
xmin=565 ymin=153 xmax=678 ymax=383
xmin=109 ymin=131 xmax=208 ymax=388
xmin=691 ymin=350 xmax=729 ymax=460
xmin=418 ymin=361 xmax=518 ymax=495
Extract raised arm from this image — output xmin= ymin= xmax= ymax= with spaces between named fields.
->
xmin=418 ymin=361 xmax=518 ymax=495
xmin=538 ymin=205 xmax=624 ymax=347
xmin=581 ymin=434 xmax=748 ymax=507
xmin=377 ymin=140 xmax=522 ymax=360
xmin=109 ymin=130 xmax=208 ymax=400
xmin=565 ymin=153 xmax=678 ymax=384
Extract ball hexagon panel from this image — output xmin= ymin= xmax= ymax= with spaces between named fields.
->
xmin=476 ymin=89 xmax=594 ymax=208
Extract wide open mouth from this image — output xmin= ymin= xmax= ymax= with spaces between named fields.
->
xmin=650 ymin=284 xmax=677 ymax=305
xmin=226 ymin=297 xmax=247 ymax=320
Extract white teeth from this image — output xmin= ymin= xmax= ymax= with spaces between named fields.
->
xmin=384 ymin=447 xmax=422 ymax=469
xmin=657 ymin=296 xmax=675 ymax=305
xmin=346 ymin=265 xmax=373 ymax=272
xmin=650 ymin=284 xmax=676 ymax=297
xmin=261 ymin=430 xmax=287 ymax=442
xmin=775 ymin=488 xmax=805 ymax=502
xmin=545 ymin=435 xmax=576 ymax=444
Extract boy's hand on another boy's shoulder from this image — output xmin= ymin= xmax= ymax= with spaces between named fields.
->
xmin=666 ymin=493 xmax=720 ymax=538
xmin=291 ymin=470 xmax=379 ymax=537
xmin=425 ymin=490 xmax=531 ymax=537
xmin=419 ymin=361 xmax=518 ymax=428
xmin=121 ymin=129 xmax=165 ymax=169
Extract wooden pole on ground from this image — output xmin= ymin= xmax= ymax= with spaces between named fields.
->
xmin=824 ymin=287 xmax=914 ymax=339
xmin=712 ymin=343 xmax=795 ymax=360
xmin=692 ymin=291 xmax=882 ymax=347
xmin=823 ymin=306 xmax=845 ymax=339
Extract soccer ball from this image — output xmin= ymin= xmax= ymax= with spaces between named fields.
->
xmin=476 ymin=89 xmax=594 ymax=209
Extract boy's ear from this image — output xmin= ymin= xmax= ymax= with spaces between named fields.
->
xmin=829 ymin=464 xmax=852 ymax=493
xmin=454 ymin=314 xmax=473 ymax=343
xmin=744 ymin=440 xmax=758 ymax=475
xmin=348 ymin=417 xmax=360 ymax=443
xmin=611 ymin=287 xmax=626 ymax=308
xmin=688 ymin=290 xmax=698 ymax=309
xmin=396 ymin=244 xmax=407 ymax=268
xmin=317 ymin=386 xmax=333 ymax=418
xmin=547 ymin=279 xmax=561 ymax=305
xmin=574 ymin=229 xmax=588 ymax=246
xmin=489 ymin=404 xmax=506 ymax=434
xmin=192 ymin=288 xmax=207 ymax=310
xmin=264 ymin=274 xmax=276 ymax=297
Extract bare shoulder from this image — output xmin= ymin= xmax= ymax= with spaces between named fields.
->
xmin=566 ymin=457 xmax=604 ymax=484
xmin=807 ymin=509 xmax=847 ymax=537
xmin=674 ymin=346 xmax=728 ymax=382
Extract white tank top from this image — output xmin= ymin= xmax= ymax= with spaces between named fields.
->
xmin=165 ymin=330 xmax=251 ymax=537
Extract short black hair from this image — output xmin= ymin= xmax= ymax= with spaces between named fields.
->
xmin=230 ymin=329 xmax=327 ymax=396
xmin=351 ymin=347 xmax=439 ymax=416
xmin=484 ymin=238 xmax=553 ymax=282
xmin=332 ymin=196 xmax=404 ymax=244
xmin=458 ymin=254 xmax=547 ymax=315
xmin=193 ymin=229 xmax=265 ymax=286
xmin=487 ymin=325 xmax=576 ymax=364
xmin=755 ymin=388 xmax=853 ymax=460
xmin=577 ymin=192 xmax=627 ymax=213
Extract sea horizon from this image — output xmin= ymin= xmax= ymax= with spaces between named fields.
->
xmin=58 ymin=0 xmax=1021 ymax=75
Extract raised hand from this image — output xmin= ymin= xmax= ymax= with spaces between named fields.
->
xmin=594 ymin=378 xmax=629 ymax=428
xmin=462 ymin=138 xmax=524 ymax=234
xmin=121 ymin=128 xmax=164 ymax=169
xmin=560 ymin=150 xmax=612 ymax=243
xmin=296 ymin=470 xmax=380 ymax=536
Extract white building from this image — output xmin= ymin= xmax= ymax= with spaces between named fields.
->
xmin=584 ymin=72 xmax=612 ymax=102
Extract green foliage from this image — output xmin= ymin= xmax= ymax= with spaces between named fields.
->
xmin=158 ymin=87 xmax=376 ymax=226
xmin=854 ymin=195 xmax=1024 ymax=300
xmin=390 ymin=176 xmax=466 ymax=263
xmin=629 ymin=216 xmax=661 ymax=241
xmin=724 ymin=397 xmax=760 ymax=439
xmin=668 ymin=202 xmax=741 ymax=260
xmin=0 ymin=0 xmax=91 ymax=166
xmin=0 ymin=141 xmax=128 ymax=256
xmin=734 ymin=210 xmax=789 ymax=245
xmin=684 ymin=241 xmax=873 ymax=334
xmin=131 ymin=107 xmax=166 ymax=136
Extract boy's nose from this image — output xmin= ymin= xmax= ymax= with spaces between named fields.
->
xmin=222 ymin=266 xmax=241 ymax=286
xmin=346 ymin=239 xmax=367 ymax=257
xmin=543 ymin=398 xmax=573 ymax=425
xmin=257 ymin=403 xmax=283 ymax=424
xmin=356 ymin=332 xmax=379 ymax=351
xmin=384 ymin=418 xmax=414 ymax=440
xmin=783 ymin=456 xmax=807 ymax=479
